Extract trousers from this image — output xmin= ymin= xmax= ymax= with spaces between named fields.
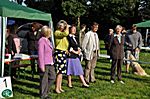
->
xmin=84 ymin=51 xmax=98 ymax=83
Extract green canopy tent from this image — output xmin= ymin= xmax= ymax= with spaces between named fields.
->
xmin=135 ymin=20 xmax=150 ymax=46
xmin=0 ymin=0 xmax=52 ymax=21
xmin=135 ymin=20 xmax=150 ymax=28
xmin=0 ymin=0 xmax=54 ymax=77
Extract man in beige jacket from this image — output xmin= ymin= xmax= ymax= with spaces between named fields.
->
xmin=82 ymin=22 xmax=100 ymax=84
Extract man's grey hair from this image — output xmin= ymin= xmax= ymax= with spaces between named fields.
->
xmin=115 ymin=25 xmax=122 ymax=30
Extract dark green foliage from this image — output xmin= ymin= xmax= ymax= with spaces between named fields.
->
xmin=139 ymin=0 xmax=150 ymax=21
xmin=88 ymin=0 xmax=139 ymax=25
xmin=25 ymin=0 xmax=145 ymax=27
xmin=62 ymin=0 xmax=86 ymax=17
xmin=61 ymin=0 xmax=87 ymax=27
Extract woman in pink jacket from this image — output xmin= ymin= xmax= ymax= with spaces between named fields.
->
xmin=38 ymin=26 xmax=56 ymax=99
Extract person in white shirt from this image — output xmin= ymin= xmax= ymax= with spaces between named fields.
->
xmin=82 ymin=22 xmax=100 ymax=84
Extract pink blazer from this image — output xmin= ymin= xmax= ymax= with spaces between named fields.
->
xmin=38 ymin=37 xmax=54 ymax=70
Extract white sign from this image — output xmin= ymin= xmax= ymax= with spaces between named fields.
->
xmin=0 ymin=76 xmax=13 ymax=98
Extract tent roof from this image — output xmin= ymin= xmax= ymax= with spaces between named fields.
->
xmin=135 ymin=20 xmax=150 ymax=28
xmin=0 ymin=0 xmax=52 ymax=22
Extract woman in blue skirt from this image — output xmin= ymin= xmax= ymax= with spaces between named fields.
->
xmin=67 ymin=25 xmax=89 ymax=88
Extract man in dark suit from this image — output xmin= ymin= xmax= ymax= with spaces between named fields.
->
xmin=109 ymin=25 xmax=125 ymax=84
xmin=104 ymin=29 xmax=114 ymax=60
xmin=26 ymin=22 xmax=42 ymax=75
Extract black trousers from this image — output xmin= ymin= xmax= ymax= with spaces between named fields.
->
xmin=39 ymin=65 xmax=56 ymax=99
xmin=110 ymin=59 xmax=123 ymax=81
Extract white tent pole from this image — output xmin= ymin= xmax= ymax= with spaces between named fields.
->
xmin=146 ymin=29 xmax=149 ymax=45
xmin=1 ymin=17 xmax=7 ymax=77
xmin=49 ymin=21 xmax=55 ymax=48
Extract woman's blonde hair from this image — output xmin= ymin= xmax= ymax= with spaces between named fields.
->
xmin=41 ymin=26 xmax=51 ymax=38
xmin=56 ymin=20 xmax=67 ymax=30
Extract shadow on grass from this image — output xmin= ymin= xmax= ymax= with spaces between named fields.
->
xmin=100 ymin=78 xmax=110 ymax=82
xmin=20 ymin=69 xmax=39 ymax=75
xmin=16 ymin=74 xmax=39 ymax=83
xmin=13 ymin=80 xmax=39 ymax=90
xmin=95 ymin=71 xmax=110 ymax=82
xmin=95 ymin=70 xmax=110 ymax=77
xmin=97 ymin=59 xmax=111 ymax=63
xmin=140 ymin=64 xmax=150 ymax=70
xmin=96 ymin=75 xmax=110 ymax=82
xmin=96 ymin=66 xmax=111 ymax=71
xmin=123 ymin=74 xmax=150 ymax=83
xmin=13 ymin=86 xmax=39 ymax=98
xmin=62 ymin=75 xmax=83 ymax=84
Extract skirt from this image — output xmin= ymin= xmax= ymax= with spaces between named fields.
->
xmin=54 ymin=49 xmax=67 ymax=74
xmin=66 ymin=58 xmax=84 ymax=76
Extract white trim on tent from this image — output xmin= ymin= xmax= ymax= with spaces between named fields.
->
xmin=1 ymin=17 xmax=6 ymax=77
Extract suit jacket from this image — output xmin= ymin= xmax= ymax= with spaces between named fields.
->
xmin=38 ymin=37 xmax=54 ymax=70
xmin=109 ymin=34 xmax=125 ymax=59
xmin=67 ymin=35 xmax=80 ymax=58
xmin=82 ymin=31 xmax=100 ymax=60
xmin=26 ymin=30 xmax=41 ymax=53
xmin=104 ymin=34 xmax=112 ymax=50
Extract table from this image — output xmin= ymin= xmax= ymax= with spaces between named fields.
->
xmin=4 ymin=55 xmax=38 ymax=78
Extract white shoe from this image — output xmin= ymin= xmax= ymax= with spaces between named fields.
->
xmin=110 ymin=80 xmax=115 ymax=84
xmin=120 ymin=81 xmax=125 ymax=84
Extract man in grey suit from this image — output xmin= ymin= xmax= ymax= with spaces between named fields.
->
xmin=82 ymin=22 xmax=100 ymax=84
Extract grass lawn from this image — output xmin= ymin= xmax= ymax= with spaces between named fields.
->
xmin=10 ymin=41 xmax=150 ymax=99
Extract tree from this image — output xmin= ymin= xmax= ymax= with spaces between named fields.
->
xmin=88 ymin=0 xmax=139 ymax=26
xmin=138 ymin=0 xmax=150 ymax=21
xmin=62 ymin=0 xmax=87 ymax=27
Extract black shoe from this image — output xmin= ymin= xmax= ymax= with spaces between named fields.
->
xmin=85 ymin=81 xmax=90 ymax=85
xmin=91 ymin=81 xmax=96 ymax=83
xmin=82 ymin=85 xmax=89 ymax=88
xmin=67 ymin=85 xmax=73 ymax=88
